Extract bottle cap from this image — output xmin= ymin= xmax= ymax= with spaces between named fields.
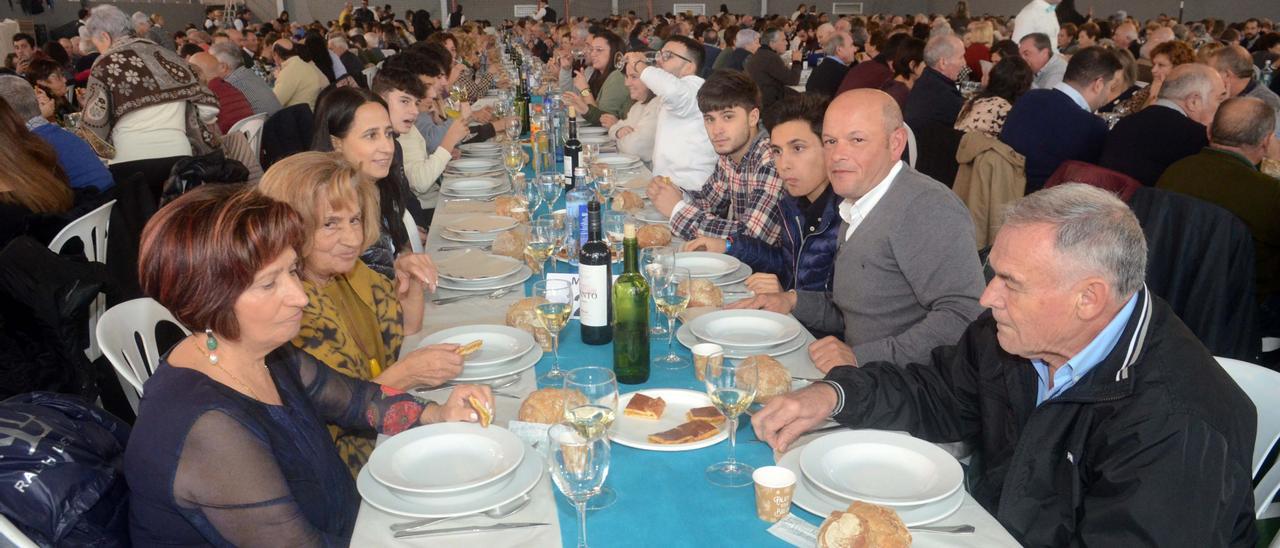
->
xmin=624 ymin=223 xmax=636 ymax=238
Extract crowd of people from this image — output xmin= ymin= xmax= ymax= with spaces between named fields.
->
xmin=0 ymin=1 xmax=1278 ymax=546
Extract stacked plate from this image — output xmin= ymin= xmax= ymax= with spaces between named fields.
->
xmin=445 ymin=157 xmax=503 ymax=176
xmin=675 ymin=252 xmax=741 ymax=279
xmin=594 ymin=153 xmax=643 ymax=172
xmin=780 ymin=430 xmax=965 ymax=526
xmin=440 ymin=177 xmax=511 ymax=199
xmin=434 ymin=248 xmax=532 ymax=292
xmin=677 ymin=309 xmax=808 ymax=359
xmin=579 ymin=126 xmax=608 ymax=137
xmin=579 ymin=134 xmax=613 ymax=146
xmin=440 ymin=214 xmax=518 ymax=243
xmin=415 ymin=325 xmax=541 ymax=381
xmin=358 ymin=423 xmax=544 ymax=518
xmin=459 ymin=142 xmax=502 ymax=158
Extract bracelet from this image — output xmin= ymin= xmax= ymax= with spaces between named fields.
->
xmin=580 ymin=88 xmax=592 ymax=97
xmin=725 ymin=236 xmax=733 ymax=252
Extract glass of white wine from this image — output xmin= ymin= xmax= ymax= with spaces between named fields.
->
xmin=639 ymin=247 xmax=674 ymax=336
xmin=652 ymin=267 xmax=691 ymax=369
xmin=503 ymin=142 xmax=525 ymax=186
xmin=603 ymin=211 xmax=628 ymax=262
xmin=533 ymin=279 xmax=573 ymax=384
xmin=547 ymin=423 xmax=610 ymax=548
xmin=704 ymin=358 xmax=757 ymax=487
xmin=563 ymin=366 xmax=619 ymax=510
xmin=527 ymin=218 xmax=556 ymax=281
xmin=506 ymin=116 xmax=522 ymax=142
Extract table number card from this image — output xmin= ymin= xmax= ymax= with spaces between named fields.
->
xmin=767 ymin=513 xmax=819 ymax=547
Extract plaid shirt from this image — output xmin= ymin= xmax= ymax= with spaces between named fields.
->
xmin=670 ymin=131 xmax=784 ymax=245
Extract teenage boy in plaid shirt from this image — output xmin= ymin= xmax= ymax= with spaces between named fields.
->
xmin=646 ymin=69 xmax=785 ymax=246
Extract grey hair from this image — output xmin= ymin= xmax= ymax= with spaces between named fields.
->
xmin=131 ymin=11 xmax=150 ymax=28
xmin=923 ymin=33 xmax=961 ymax=68
xmin=86 ymin=5 xmax=133 ymax=41
xmin=328 ymin=35 xmax=349 ymax=50
xmin=824 ymin=32 xmax=849 ymax=54
xmin=0 ymin=76 xmax=40 ymax=121
xmin=762 ymin=28 xmax=785 ymax=47
xmin=1157 ymin=64 xmax=1214 ymax=103
xmin=1211 ymin=96 xmax=1276 ymax=148
xmin=208 ymin=42 xmax=243 ymax=69
xmin=736 ymin=28 xmax=760 ymax=46
xmin=1001 ymin=183 xmax=1147 ymax=299
xmin=77 ymin=25 xmax=97 ymax=54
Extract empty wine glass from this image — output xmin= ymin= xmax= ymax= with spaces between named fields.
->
xmin=563 ymin=366 xmax=619 ymax=510
xmin=652 ymin=267 xmax=691 ymax=369
xmin=537 ymin=172 xmax=564 ymax=211
xmin=547 ymin=423 xmax=610 ymax=548
xmin=533 ymin=279 xmax=573 ymax=384
xmin=603 ymin=211 xmax=628 ymax=262
xmin=639 ymin=247 xmax=674 ymax=335
xmin=514 ymin=173 xmax=542 ymax=217
xmin=527 ymin=218 xmax=556 ymax=281
xmin=506 ymin=116 xmax=523 ymax=142
xmin=704 ymin=358 xmax=757 ymax=487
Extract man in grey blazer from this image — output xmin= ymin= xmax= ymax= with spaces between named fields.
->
xmin=732 ymin=89 xmax=985 ymax=371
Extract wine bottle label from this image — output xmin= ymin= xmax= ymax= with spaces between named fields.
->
xmin=579 ymin=264 xmax=609 ymax=327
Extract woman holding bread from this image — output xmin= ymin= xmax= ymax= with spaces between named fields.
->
xmin=124 ymin=184 xmax=491 ymax=545
xmin=684 ymin=94 xmax=840 ymax=296
xmin=259 ymin=152 xmax=482 ymax=476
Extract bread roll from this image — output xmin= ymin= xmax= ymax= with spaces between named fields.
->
xmin=611 ymin=190 xmax=644 ymax=213
xmin=636 ymin=224 xmax=672 ymax=248
xmin=506 ymin=297 xmax=552 ymax=351
xmin=517 ymin=388 xmax=587 ymax=424
xmin=818 ymin=502 xmax=911 ymax=548
xmin=740 ymin=355 xmax=790 ymax=402
xmin=682 ymin=278 xmax=723 ymax=308
xmin=494 ymin=195 xmax=530 ymax=222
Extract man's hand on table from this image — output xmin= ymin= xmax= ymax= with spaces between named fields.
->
xmin=752 ymin=382 xmax=839 ymax=453
xmin=645 ymin=176 xmax=683 ymax=217
xmin=809 ymin=336 xmax=857 ymax=374
xmin=727 ymin=290 xmax=797 ymax=314
xmin=744 ymin=273 xmax=782 ymax=294
xmin=683 ymin=237 xmax=727 ymax=253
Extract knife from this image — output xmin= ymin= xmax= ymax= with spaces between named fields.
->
xmin=393 ymin=522 xmax=548 ymax=539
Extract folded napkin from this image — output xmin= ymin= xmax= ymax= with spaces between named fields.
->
xmin=448 ymin=215 xmax=517 ymax=233
xmin=435 ymin=249 xmax=520 ymax=280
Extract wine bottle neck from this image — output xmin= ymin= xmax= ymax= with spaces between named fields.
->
xmin=623 ymin=237 xmax=638 ymax=272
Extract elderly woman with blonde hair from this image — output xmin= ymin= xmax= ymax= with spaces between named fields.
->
xmin=257 ymin=151 xmax=478 ymax=475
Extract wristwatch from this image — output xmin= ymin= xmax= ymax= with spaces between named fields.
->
xmin=580 ymin=88 xmax=592 ymax=97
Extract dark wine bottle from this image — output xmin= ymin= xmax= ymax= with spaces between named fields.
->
xmin=517 ymin=67 xmax=531 ymax=137
xmin=563 ymin=106 xmax=581 ymax=181
xmin=579 ymin=201 xmax=612 ymax=345
xmin=612 ymin=222 xmax=649 ymax=383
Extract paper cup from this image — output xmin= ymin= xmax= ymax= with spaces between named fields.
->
xmin=691 ymin=343 xmax=724 ymax=382
xmin=753 ymin=466 xmax=796 ymax=522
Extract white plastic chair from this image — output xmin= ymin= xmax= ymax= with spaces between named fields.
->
xmin=1216 ymin=356 xmax=1280 ymax=518
xmin=0 ymin=513 xmax=38 ymax=548
xmin=403 ymin=210 xmax=424 ymax=254
xmin=227 ymin=112 xmax=268 ymax=163
xmin=362 ymin=64 xmax=379 ymax=85
xmin=96 ymin=298 xmax=190 ymax=412
xmin=48 ymin=200 xmax=115 ymax=361
xmin=904 ymin=123 xmax=918 ymax=169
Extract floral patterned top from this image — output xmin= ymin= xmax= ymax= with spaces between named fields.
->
xmin=954 ymin=96 xmax=1014 ymax=138
xmin=293 ymin=261 xmax=405 ymax=476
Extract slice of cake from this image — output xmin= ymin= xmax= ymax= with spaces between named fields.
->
xmin=623 ymin=393 xmax=666 ymax=420
xmin=685 ymin=406 xmax=726 ymax=426
xmin=647 ymin=420 xmax=720 ymax=444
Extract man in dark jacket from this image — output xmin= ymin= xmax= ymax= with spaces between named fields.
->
xmin=745 ymin=28 xmax=803 ymax=112
xmin=904 ymin=34 xmax=966 ymax=130
xmin=1099 ymin=64 xmax=1224 ymax=185
xmin=753 ymin=183 xmax=1258 ymax=547
xmin=805 ymin=30 xmax=856 ymax=99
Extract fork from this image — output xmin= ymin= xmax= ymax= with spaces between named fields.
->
xmin=432 ymin=287 xmax=513 ymax=305
xmin=438 ymin=245 xmax=493 ymax=252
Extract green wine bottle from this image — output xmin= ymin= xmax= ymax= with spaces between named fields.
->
xmin=612 ymin=222 xmax=650 ymax=384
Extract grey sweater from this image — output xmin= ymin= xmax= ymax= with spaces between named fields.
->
xmin=794 ymin=166 xmax=986 ymax=366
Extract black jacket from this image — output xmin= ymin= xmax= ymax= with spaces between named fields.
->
xmin=726 ymin=185 xmax=840 ymax=293
xmin=745 ymin=48 xmax=802 ymax=111
xmin=804 ymin=57 xmax=850 ymax=99
xmin=824 ymin=289 xmax=1257 ymax=547
xmin=904 ymin=67 xmax=964 ymax=130
xmin=1098 ymin=105 xmax=1208 ymax=186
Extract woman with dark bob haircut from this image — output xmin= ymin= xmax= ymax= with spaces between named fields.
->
xmin=123 ymin=184 xmax=491 ymax=546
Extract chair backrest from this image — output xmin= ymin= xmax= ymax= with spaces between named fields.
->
xmin=229 ymin=112 xmax=268 ymax=159
xmin=0 ymin=513 xmax=38 ymax=548
xmin=403 ymin=210 xmax=423 ymax=254
xmin=49 ymin=200 xmax=116 ymax=361
xmin=362 ymin=64 xmax=379 ymax=84
xmin=904 ymin=123 xmax=918 ymax=169
xmin=1043 ymin=160 xmax=1141 ymax=202
xmin=1216 ymin=356 xmax=1280 ymax=518
xmin=96 ymin=298 xmax=190 ymax=412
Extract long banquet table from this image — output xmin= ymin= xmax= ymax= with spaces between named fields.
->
xmin=349 ymin=130 xmax=1022 ymax=547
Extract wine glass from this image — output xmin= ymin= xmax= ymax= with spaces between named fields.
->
xmin=563 ymin=366 xmax=619 ymax=510
xmin=503 ymin=141 xmax=525 ymax=184
xmin=533 ymin=279 xmax=573 ymax=384
xmin=445 ymin=84 xmax=464 ymax=119
xmin=603 ymin=211 xmax=628 ymax=262
xmin=582 ymin=143 xmax=600 ymax=169
xmin=596 ymin=166 xmax=617 ymax=204
xmin=537 ymin=172 xmax=564 ymax=211
xmin=547 ymin=423 xmax=610 ymax=548
xmin=527 ymin=218 xmax=556 ymax=281
xmin=652 ymin=267 xmax=691 ymax=369
xmin=639 ymin=247 xmax=674 ymax=335
xmin=703 ymin=358 xmax=757 ymax=487
xmin=506 ymin=115 xmax=523 ymax=142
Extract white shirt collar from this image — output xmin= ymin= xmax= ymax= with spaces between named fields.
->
xmin=1053 ymin=82 xmax=1091 ymax=112
xmin=838 ymin=160 xmax=903 ymax=241
xmin=1153 ymin=98 xmax=1187 ymax=117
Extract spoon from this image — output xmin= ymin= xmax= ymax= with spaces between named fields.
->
xmin=391 ymin=494 xmax=533 ymax=533
xmin=909 ymin=524 xmax=975 ymax=534
xmin=432 ymin=286 xmax=514 ymax=305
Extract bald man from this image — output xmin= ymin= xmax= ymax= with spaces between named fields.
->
xmin=270 ymin=38 xmax=328 ymax=108
xmin=732 ymin=90 xmax=984 ymax=372
xmin=188 ymin=52 xmax=251 ymax=134
xmin=904 ymin=33 xmax=967 ymax=130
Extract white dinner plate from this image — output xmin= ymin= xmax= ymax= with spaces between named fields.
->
xmin=449 ymin=158 xmax=503 ymax=172
xmin=634 ymin=207 xmax=668 ymax=224
xmin=441 ymin=177 xmax=505 ymax=194
xmin=452 ymin=343 xmax=542 ymax=382
xmin=579 ymin=126 xmax=608 ymax=136
xmin=435 ymin=252 xmax=523 ymax=283
xmin=579 ymin=134 xmax=613 ymax=145
xmin=418 ymin=325 xmax=536 ymax=368
xmin=359 ymin=445 xmax=544 ymax=518
xmin=459 ymin=142 xmax=502 ymax=153
xmin=436 ymin=265 xmax=533 ymax=292
xmin=801 ymin=430 xmax=964 ymax=506
xmin=778 ymin=448 xmax=964 ymax=527
xmin=444 ymin=215 xmax=520 ymax=235
xmin=610 ymin=389 xmax=729 ymax=452
xmin=440 ymin=228 xmax=505 ymax=243
xmin=368 ymin=423 xmax=524 ymax=494
xmin=675 ymin=252 xmax=742 ymax=279
xmin=594 ymin=153 xmax=641 ymax=168
xmin=711 ymin=263 xmax=752 ymax=286
xmin=688 ymin=309 xmax=802 ymax=349
xmin=676 ymin=323 xmax=807 ymax=359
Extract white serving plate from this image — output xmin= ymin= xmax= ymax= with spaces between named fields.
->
xmin=610 ymin=388 xmax=729 ymax=452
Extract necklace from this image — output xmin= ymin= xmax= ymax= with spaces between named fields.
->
xmin=196 ymin=334 xmax=270 ymax=401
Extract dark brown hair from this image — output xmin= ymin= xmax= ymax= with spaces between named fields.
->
xmin=139 ymin=184 xmax=305 ymax=340
xmin=0 ymin=97 xmax=72 ymax=213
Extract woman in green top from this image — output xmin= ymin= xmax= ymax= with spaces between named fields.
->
xmin=564 ymin=30 xmax=634 ymax=126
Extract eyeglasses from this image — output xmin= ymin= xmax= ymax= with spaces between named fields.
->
xmin=658 ymin=49 xmax=693 ymax=64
